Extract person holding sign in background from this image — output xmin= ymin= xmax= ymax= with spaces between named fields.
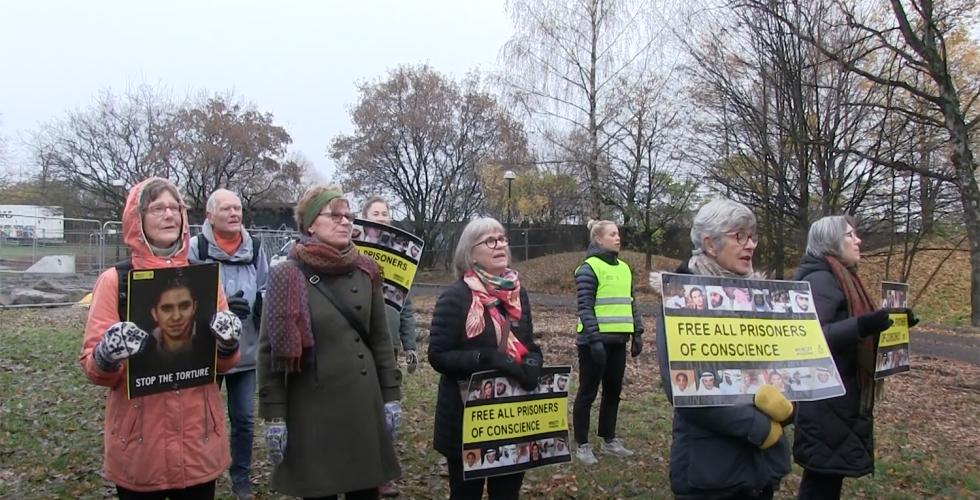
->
xmin=80 ymin=178 xmax=242 ymax=499
xmin=792 ymin=216 xmax=919 ymax=500
xmin=652 ymin=198 xmax=792 ymax=500
xmin=428 ymin=217 xmax=543 ymax=500
xmin=257 ymin=186 xmax=402 ymax=499
xmin=361 ymin=195 xmax=418 ymax=498
xmin=572 ymin=220 xmax=645 ymax=465
xmin=189 ymin=188 xmax=269 ymax=500
xmin=361 ymin=195 xmax=419 ymax=372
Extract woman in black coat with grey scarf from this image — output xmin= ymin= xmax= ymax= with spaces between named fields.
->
xmin=429 ymin=217 xmax=543 ymax=500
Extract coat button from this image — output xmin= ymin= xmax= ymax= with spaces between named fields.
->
xmin=355 ymin=337 xmax=361 ymax=343
xmin=361 ymin=369 xmax=368 ymax=375
xmin=358 ymin=353 xmax=365 ymax=359
xmin=355 ymin=305 xmax=362 ymax=310
xmin=351 ymin=287 xmax=358 ymax=293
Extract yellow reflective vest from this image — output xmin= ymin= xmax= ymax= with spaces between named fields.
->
xmin=576 ymin=256 xmax=635 ymax=334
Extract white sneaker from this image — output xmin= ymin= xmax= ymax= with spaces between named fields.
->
xmin=576 ymin=443 xmax=599 ymax=465
xmin=601 ymin=438 xmax=634 ymax=457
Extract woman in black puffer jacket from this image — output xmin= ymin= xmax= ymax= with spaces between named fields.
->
xmin=793 ymin=216 xmax=915 ymax=500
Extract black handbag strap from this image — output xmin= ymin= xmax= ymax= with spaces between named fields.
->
xmin=292 ymin=260 xmax=370 ymax=343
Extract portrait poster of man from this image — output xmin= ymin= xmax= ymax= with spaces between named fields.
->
xmin=351 ymin=218 xmax=424 ymax=312
xmin=125 ymin=263 xmax=220 ymax=398
xmin=876 ymin=281 xmax=912 ymax=379
xmin=460 ymin=366 xmax=572 ymax=480
xmin=660 ymin=273 xmax=845 ymax=408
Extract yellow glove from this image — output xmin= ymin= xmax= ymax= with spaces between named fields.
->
xmin=755 ymin=383 xmax=793 ymax=422
xmin=760 ymin=420 xmax=782 ymax=450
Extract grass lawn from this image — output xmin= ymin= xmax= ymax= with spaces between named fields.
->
xmin=1 ymin=303 xmax=977 ymax=499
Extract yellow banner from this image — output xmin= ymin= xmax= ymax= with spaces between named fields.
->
xmin=879 ymin=313 xmax=910 ymax=348
xmin=462 ymin=398 xmax=568 ymax=445
xmin=357 ymin=246 xmax=418 ymax=290
xmin=664 ymin=316 xmax=829 ymax=362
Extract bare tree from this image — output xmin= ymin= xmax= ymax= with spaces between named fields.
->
xmin=159 ymin=94 xmax=303 ymax=216
xmin=330 ymin=65 xmax=529 ymax=256
xmin=501 ymin=0 xmax=663 ymax=218
xmin=681 ymin=1 xmax=883 ymax=276
xmin=30 ymin=86 xmax=173 ymax=220
xmin=606 ymin=75 xmax=697 ymax=270
xmin=744 ymin=0 xmax=980 ymax=323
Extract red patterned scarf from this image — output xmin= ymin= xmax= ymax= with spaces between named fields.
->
xmin=463 ymin=267 xmax=528 ymax=363
xmin=824 ymin=255 xmax=882 ymax=414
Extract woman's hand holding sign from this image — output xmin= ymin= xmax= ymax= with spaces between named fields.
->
xmin=93 ymin=322 xmax=150 ymax=372
xmin=754 ymin=383 xmax=794 ymax=450
xmin=210 ymin=310 xmax=242 ymax=357
xmin=754 ymin=384 xmax=794 ymax=423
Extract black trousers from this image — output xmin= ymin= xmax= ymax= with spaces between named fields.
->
xmin=573 ymin=342 xmax=627 ymax=445
xmin=798 ymin=469 xmax=844 ymax=500
xmin=116 ymin=480 xmax=215 ymax=500
xmin=447 ymin=457 xmax=524 ymax=500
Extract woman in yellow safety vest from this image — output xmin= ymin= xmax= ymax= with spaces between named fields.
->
xmin=572 ymin=220 xmax=644 ymax=465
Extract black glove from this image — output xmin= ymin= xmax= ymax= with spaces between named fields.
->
xmin=631 ymin=335 xmax=643 ymax=358
xmin=227 ymin=290 xmax=250 ymax=320
xmin=520 ymin=352 xmax=543 ymax=391
xmin=252 ymin=292 xmax=263 ymax=329
xmin=907 ymin=309 xmax=919 ymax=328
xmin=480 ymin=350 xmax=524 ymax=381
xmin=589 ymin=341 xmax=607 ymax=369
xmin=857 ymin=309 xmax=892 ymax=338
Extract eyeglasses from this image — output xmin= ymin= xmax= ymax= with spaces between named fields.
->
xmin=318 ymin=211 xmax=354 ymax=224
xmin=474 ymin=236 xmax=509 ymax=249
xmin=146 ymin=203 xmax=184 ymax=218
xmin=725 ymin=231 xmax=757 ymax=246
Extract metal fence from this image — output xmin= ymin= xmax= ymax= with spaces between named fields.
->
xmin=1 ymin=220 xmax=298 ymax=306
xmin=0 ymin=216 xmax=104 ymax=273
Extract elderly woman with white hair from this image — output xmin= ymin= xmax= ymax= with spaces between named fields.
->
xmin=653 ymin=198 xmax=793 ymax=500
xmin=792 ymin=216 xmax=916 ymax=500
xmin=428 ymin=217 xmax=543 ymax=500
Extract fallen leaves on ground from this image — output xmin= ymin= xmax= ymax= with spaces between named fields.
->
xmin=1 ymin=302 xmax=977 ymax=499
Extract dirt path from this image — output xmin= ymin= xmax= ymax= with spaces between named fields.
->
xmin=413 ymin=284 xmax=980 ymax=366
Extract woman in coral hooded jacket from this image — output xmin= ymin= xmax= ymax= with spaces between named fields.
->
xmin=80 ymin=178 xmax=242 ymax=499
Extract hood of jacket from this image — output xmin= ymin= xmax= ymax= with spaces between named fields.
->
xmin=585 ymin=242 xmax=619 ymax=265
xmin=793 ymin=253 xmax=829 ymax=281
xmin=124 ymin=177 xmax=191 ymax=270
xmin=199 ymin=220 xmax=257 ymax=262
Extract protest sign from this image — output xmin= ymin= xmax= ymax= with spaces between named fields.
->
xmin=125 ymin=263 xmax=219 ymax=398
xmin=876 ymin=281 xmax=911 ymax=379
xmin=660 ymin=273 xmax=845 ymax=407
xmin=460 ymin=366 xmax=572 ymax=480
xmin=352 ymin=218 xmax=424 ymax=312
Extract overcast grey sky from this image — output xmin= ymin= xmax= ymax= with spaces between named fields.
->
xmin=0 ymin=0 xmax=513 ymax=181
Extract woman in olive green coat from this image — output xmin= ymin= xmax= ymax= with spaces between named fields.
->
xmin=258 ymin=186 xmax=402 ymax=499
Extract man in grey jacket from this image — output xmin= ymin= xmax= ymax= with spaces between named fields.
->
xmin=189 ymin=189 xmax=268 ymax=500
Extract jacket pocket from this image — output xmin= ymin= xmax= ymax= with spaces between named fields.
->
xmin=686 ymin=434 xmax=752 ymax=491
xmin=205 ymin=387 xmax=225 ymax=439
xmin=111 ymin=402 xmax=142 ymax=452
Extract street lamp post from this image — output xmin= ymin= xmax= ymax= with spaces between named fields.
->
xmin=503 ymin=170 xmax=516 ymax=237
